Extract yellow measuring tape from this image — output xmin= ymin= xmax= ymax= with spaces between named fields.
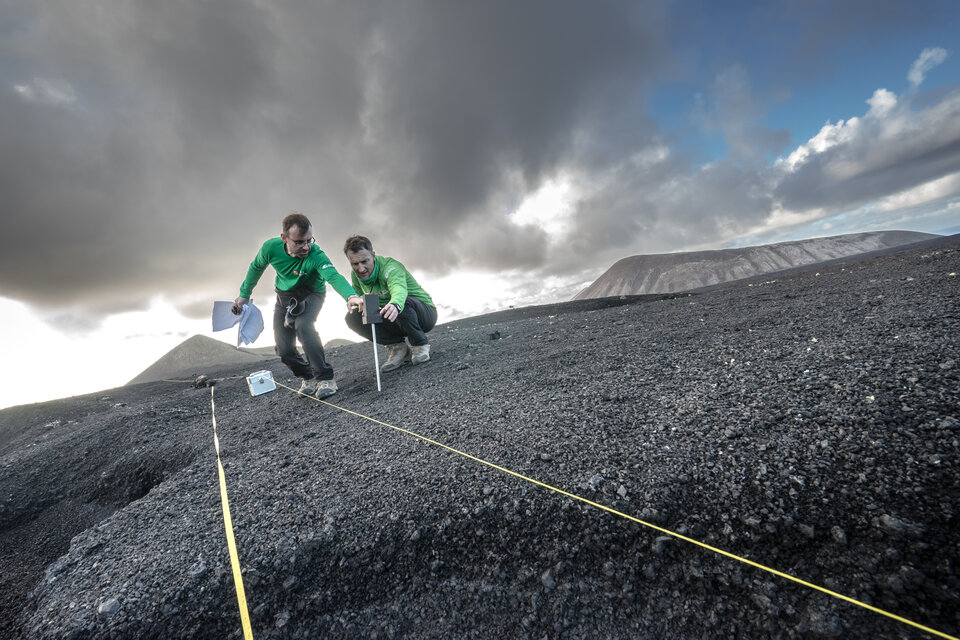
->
xmin=210 ymin=386 xmax=254 ymax=640
xmin=276 ymin=381 xmax=957 ymax=640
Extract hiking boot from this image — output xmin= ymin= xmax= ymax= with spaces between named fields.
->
xmin=380 ymin=342 xmax=410 ymax=372
xmin=315 ymin=379 xmax=337 ymax=399
xmin=410 ymin=343 xmax=431 ymax=364
xmin=298 ymin=378 xmax=318 ymax=396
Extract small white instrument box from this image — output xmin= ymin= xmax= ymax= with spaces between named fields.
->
xmin=246 ymin=370 xmax=276 ymax=396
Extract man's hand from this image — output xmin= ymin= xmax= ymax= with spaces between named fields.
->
xmin=346 ymin=295 xmax=364 ymax=314
xmin=232 ymin=297 xmax=250 ymax=315
xmin=380 ymin=302 xmax=400 ymax=323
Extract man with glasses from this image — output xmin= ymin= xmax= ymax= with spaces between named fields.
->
xmin=233 ymin=212 xmax=356 ymax=398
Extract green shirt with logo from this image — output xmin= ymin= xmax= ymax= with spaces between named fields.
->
xmin=351 ymin=255 xmax=434 ymax=312
xmin=239 ymin=237 xmax=355 ymax=300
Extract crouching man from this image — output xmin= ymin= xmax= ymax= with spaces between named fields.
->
xmin=343 ymin=235 xmax=437 ymax=371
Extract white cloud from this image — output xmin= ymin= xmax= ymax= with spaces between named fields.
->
xmin=628 ymin=144 xmax=670 ymax=168
xmin=866 ymin=88 xmax=898 ymax=117
xmin=778 ymin=117 xmax=861 ymax=171
xmin=908 ymin=47 xmax=948 ymax=88
xmin=873 ymin=172 xmax=960 ymax=212
xmin=848 ymin=197 xmax=960 ymax=235
xmin=508 ymin=177 xmax=576 ymax=241
xmin=736 ymin=204 xmax=829 ymax=242
xmin=774 ymin=80 xmax=960 ymax=211
xmin=0 ymin=297 xmax=203 ymax=408
xmin=13 ymin=77 xmax=77 ymax=106
xmin=0 ymin=294 xmax=363 ymax=409
xmin=778 ymin=88 xmax=906 ymax=174
xmin=427 ymin=269 xmax=518 ymax=319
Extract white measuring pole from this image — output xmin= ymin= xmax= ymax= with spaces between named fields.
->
xmin=371 ymin=324 xmax=382 ymax=391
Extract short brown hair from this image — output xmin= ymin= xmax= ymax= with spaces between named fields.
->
xmin=343 ymin=234 xmax=373 ymax=254
xmin=282 ymin=211 xmax=311 ymax=235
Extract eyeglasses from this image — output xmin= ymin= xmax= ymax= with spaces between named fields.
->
xmin=289 ymin=237 xmax=315 ymax=247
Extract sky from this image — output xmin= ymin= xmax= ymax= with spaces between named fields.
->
xmin=2 ymin=0 xmax=959 ymax=408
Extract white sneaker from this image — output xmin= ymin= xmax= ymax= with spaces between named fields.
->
xmin=298 ymin=378 xmax=318 ymax=396
xmin=410 ymin=343 xmax=431 ymax=364
xmin=315 ymin=379 xmax=337 ymax=399
xmin=381 ymin=342 xmax=410 ymax=372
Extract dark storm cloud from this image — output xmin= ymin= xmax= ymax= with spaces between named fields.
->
xmin=0 ymin=0 xmax=376 ymax=310
xmin=0 ymin=0 xmax=668 ymax=314
xmin=355 ymin=1 xmax=669 ymax=270
xmin=2 ymin=0 xmax=958 ymax=322
xmin=0 ymin=0 xmax=291 ymax=303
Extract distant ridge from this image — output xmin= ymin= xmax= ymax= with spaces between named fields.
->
xmin=242 ymin=338 xmax=356 ymax=356
xmin=129 ymin=336 xmax=360 ymax=385
xmin=127 ymin=335 xmax=273 ymax=385
xmin=573 ymin=230 xmax=938 ymax=300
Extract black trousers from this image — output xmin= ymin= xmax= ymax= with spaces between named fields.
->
xmin=345 ymin=296 xmax=437 ymax=346
xmin=273 ymin=289 xmax=333 ymax=381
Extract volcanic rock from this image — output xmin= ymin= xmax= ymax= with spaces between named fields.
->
xmin=0 ymin=236 xmax=958 ymax=638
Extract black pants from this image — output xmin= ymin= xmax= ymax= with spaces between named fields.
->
xmin=345 ymin=296 xmax=437 ymax=346
xmin=273 ymin=289 xmax=333 ymax=381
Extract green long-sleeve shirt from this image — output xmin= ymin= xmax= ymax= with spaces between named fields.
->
xmin=350 ymin=255 xmax=434 ymax=312
xmin=239 ymin=237 xmax=355 ymax=300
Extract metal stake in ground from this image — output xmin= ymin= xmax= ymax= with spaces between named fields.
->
xmin=362 ymin=293 xmax=383 ymax=391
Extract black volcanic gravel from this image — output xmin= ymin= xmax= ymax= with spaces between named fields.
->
xmin=1 ymin=239 xmax=958 ymax=639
